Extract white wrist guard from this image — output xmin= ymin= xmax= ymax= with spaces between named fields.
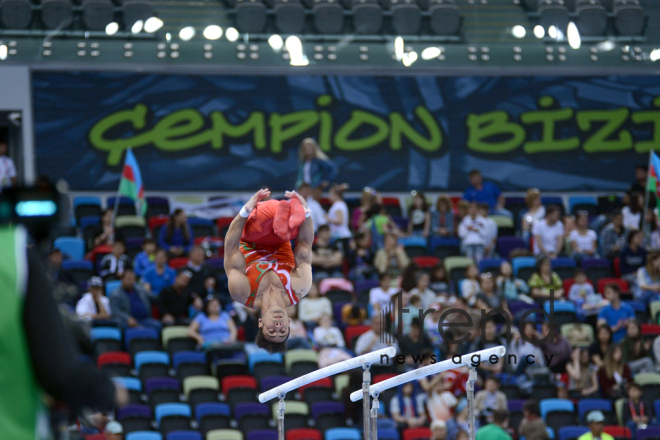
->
xmin=304 ymin=208 xmax=312 ymax=218
xmin=239 ymin=206 xmax=251 ymax=218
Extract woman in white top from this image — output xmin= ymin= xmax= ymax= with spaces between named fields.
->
xmin=622 ymin=192 xmax=643 ymax=231
xmin=459 ymin=264 xmax=481 ymax=306
xmin=326 ymin=184 xmax=352 ymax=252
xmin=521 ymin=188 xmax=545 ymax=243
xmin=569 ymin=211 xmax=598 ymax=263
xmin=298 ymin=283 xmax=333 ymax=323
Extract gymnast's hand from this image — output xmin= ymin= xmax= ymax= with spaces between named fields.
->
xmin=285 ymin=190 xmax=308 ymax=210
xmin=245 ymin=188 xmax=271 ymax=212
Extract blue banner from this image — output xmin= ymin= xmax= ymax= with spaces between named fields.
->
xmin=32 ymin=72 xmax=660 ymax=191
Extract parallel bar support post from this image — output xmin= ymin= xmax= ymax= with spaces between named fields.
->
xmin=277 ymin=393 xmax=285 ymax=440
xmin=370 ymin=392 xmax=379 ymax=440
xmin=467 ymin=368 xmax=478 ymax=440
xmin=362 ymin=363 xmax=371 ymax=440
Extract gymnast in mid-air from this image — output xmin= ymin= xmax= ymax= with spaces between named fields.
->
xmin=224 ymin=188 xmax=314 ymax=353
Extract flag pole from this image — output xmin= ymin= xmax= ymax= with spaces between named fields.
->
xmin=643 ymin=149 xmax=653 ymax=237
xmin=111 ymin=148 xmax=128 ymax=224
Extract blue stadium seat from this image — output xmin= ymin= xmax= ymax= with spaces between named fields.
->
xmin=325 ymin=427 xmax=360 ymax=440
xmin=173 ymin=351 xmax=206 ymax=370
xmin=195 ymin=402 xmax=231 ymax=422
xmin=74 ymin=196 xmax=102 ymax=208
xmin=135 ymin=351 xmax=170 ymax=372
xmin=79 ymin=215 xmax=101 ymax=230
xmin=568 ymin=196 xmax=597 ymax=215
xmin=558 ymin=426 xmax=589 ymax=440
xmin=377 ymin=418 xmax=397 ymax=431
xmin=540 ymin=399 xmax=575 ymax=418
xmin=155 ymin=403 xmax=192 ymax=424
xmin=105 ymin=279 xmax=121 ymax=296
xmin=496 ymin=237 xmax=527 ymax=259
xmin=246 ymin=430 xmax=278 ymax=440
xmin=577 ymin=399 xmax=612 ymax=423
xmin=91 ymin=327 xmax=122 ymax=342
xmin=551 ymin=258 xmax=576 ymax=269
xmin=248 ymin=352 xmax=283 ymax=373
xmin=62 ymin=259 xmax=93 ymax=272
xmin=542 ymin=197 xmax=565 ymax=212
xmin=166 ymin=431 xmax=202 ymax=440
xmin=512 ymin=256 xmax=536 ymax=277
xmin=544 ymin=301 xmax=577 ymax=314
xmin=113 ymin=376 xmax=142 ymax=392
xmin=53 ymin=236 xmax=85 ymax=260
xmin=125 ymin=328 xmax=160 ymax=347
xmin=399 ymin=236 xmax=426 ymax=247
xmin=479 ymin=258 xmax=506 ymax=274
xmin=126 ymin=432 xmax=163 ymax=440
xmin=378 ymin=427 xmax=400 ymax=440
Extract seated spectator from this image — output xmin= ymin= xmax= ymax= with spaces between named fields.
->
xmin=426 ymin=378 xmax=458 ymax=422
xmin=528 ymin=257 xmax=564 ymax=303
xmin=460 ymin=264 xmax=481 ymax=306
xmin=346 ymin=231 xmax=376 ymax=282
xmin=374 ymin=232 xmax=410 ymax=278
xmin=297 ymin=183 xmax=326 ymax=233
xmin=589 ymin=325 xmax=613 ymax=368
xmin=508 ymin=321 xmax=545 ymax=375
xmin=621 ymin=320 xmax=655 ymax=373
xmin=46 ymin=248 xmax=79 ymax=305
xmin=537 ymin=322 xmax=571 ymax=374
xmin=568 ymin=269 xmax=608 ymax=320
xmin=567 ymin=322 xmax=595 ymax=347
xmin=158 ymin=270 xmax=200 ymax=325
xmin=475 ymin=410 xmax=512 ymax=440
xmin=429 ymin=264 xmax=451 ymax=296
xmin=570 ymin=211 xmax=598 ymax=263
xmin=597 ymin=345 xmax=632 ymax=399
xmin=401 ymin=262 xmax=421 ymax=293
xmin=75 ymin=276 xmax=111 ymax=321
xmin=646 ymin=209 xmax=660 ymax=249
xmin=408 ymin=191 xmax=431 ymax=238
xmin=298 ymin=282 xmax=332 ymax=323
xmin=496 ymin=261 xmax=533 ymax=305
xmin=188 ymin=295 xmax=236 ymax=348
xmin=470 ymin=319 xmax=505 ymax=375
xmin=354 ymin=313 xmax=398 ymax=355
xmin=532 ymin=205 xmax=564 ymax=257
xmin=474 ymin=376 xmax=508 ymax=422
xmin=598 ymin=283 xmax=634 ymax=343
xmin=109 ymin=268 xmax=158 ymax=330
xmin=287 ymin=305 xmax=313 ymax=350
xmin=636 ymin=251 xmax=660 ymax=305
xmin=186 ymin=245 xmax=217 ymax=298
xmin=566 ymin=347 xmax=599 ymax=399
xmin=389 ymin=382 xmax=427 ymax=429
xmin=518 ymin=401 xmax=549 ymax=440
xmin=621 ymin=230 xmax=647 ymax=284
xmin=99 ymin=241 xmax=131 ymax=281
xmin=364 ymin=203 xmax=401 ymax=249
xmin=340 ymin=303 xmax=368 ymax=326
xmin=463 ymin=169 xmax=511 ymax=218
xmin=312 ymin=224 xmax=344 ymax=280
xmin=351 ymin=187 xmax=377 ymax=231
xmin=447 ymin=399 xmax=477 ymax=440
xmin=623 ymin=192 xmax=643 ymax=231
xmin=579 ymin=411 xmax=614 ymax=440
xmin=313 ymin=314 xmax=345 ymax=349
xmin=133 ymin=238 xmax=156 ymax=278
xmin=93 ymin=208 xmax=120 ymax=247
xmin=624 ymin=382 xmax=655 ymax=439
xmin=399 ymin=317 xmax=433 ymax=367
xmin=431 ymin=419 xmax=449 ymax=440
xmin=425 ymin=302 xmax=446 ymax=346
xmin=521 ymin=188 xmax=546 ymax=244
xmin=410 ymin=272 xmax=439 ymax=309
xmin=141 ymin=249 xmax=176 ymax=296
xmin=431 ymin=195 xmax=455 ymax=238
xmin=479 ymin=203 xmax=498 ymax=258
xmin=458 ymin=202 xmax=488 ymax=264
xmin=158 ymin=208 xmax=193 ymax=257
xmin=475 ymin=274 xmax=509 ymax=321
xmin=600 ymin=209 xmax=628 ymax=259
xmin=402 ymin=294 xmax=422 ymax=335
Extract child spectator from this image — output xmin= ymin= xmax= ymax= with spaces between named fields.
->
xmin=133 ymin=238 xmax=156 ymax=278
xmin=621 ymin=321 xmax=655 ymax=374
xmin=570 ymin=211 xmax=599 ymax=262
xmin=568 ymin=269 xmax=608 ymax=320
xmin=589 ymin=325 xmax=613 ymax=368
xmin=496 ymin=261 xmax=533 ymax=305
xmin=298 ymin=283 xmax=332 ymax=324
xmin=432 ymin=195 xmax=455 ymax=237
xmin=479 ymin=203 xmax=498 ymax=258
xmin=407 ymin=191 xmax=431 ymax=238
xmin=141 ymin=248 xmax=177 ymax=296
xmin=597 ymin=345 xmax=632 ymax=399
xmin=532 ymin=205 xmax=564 ymax=257
xmin=528 ymin=257 xmax=564 ymax=303
xmin=429 ymin=264 xmax=451 ymax=296
xmin=566 ymin=347 xmax=599 ymax=398
xmin=521 ymin=188 xmax=546 ymax=244
xmin=518 ymin=401 xmax=549 ymax=440
xmin=460 ymin=264 xmax=481 ymax=306
xmin=600 ymin=209 xmax=628 ymax=259
xmin=624 ymin=382 xmax=654 ymax=438
xmin=369 ymin=273 xmax=398 ymax=314
xmin=409 ymin=272 xmax=438 ymax=309
xmin=389 ymin=382 xmax=427 ymax=429
xmin=158 ymin=208 xmax=193 ymax=257
xmin=598 ymin=283 xmax=635 ymax=343
xmin=311 ymin=224 xmax=344 ymax=280
xmin=99 ymin=240 xmax=131 ymax=281
xmin=346 ymin=231 xmax=376 ymax=282
xmin=374 ymin=232 xmax=411 ymax=278
xmin=458 ymin=202 xmax=488 ymax=263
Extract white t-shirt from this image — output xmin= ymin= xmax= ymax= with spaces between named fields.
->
xmin=75 ymin=292 xmax=111 ymax=321
xmin=524 ymin=206 xmax=546 ymax=228
xmin=532 ymin=219 xmax=565 ymax=255
xmin=303 ymin=160 xmax=311 ymax=184
xmin=0 ymin=156 xmax=16 ymax=191
xmin=569 ymin=229 xmax=597 ymax=253
xmin=313 ymin=326 xmax=345 ymax=348
xmin=483 ymin=217 xmax=498 ymax=247
xmin=457 ymin=214 xmax=488 ymax=246
xmin=328 ymin=200 xmax=351 ymax=239
xmin=369 ymin=286 xmax=399 ymax=311
xmin=622 ymin=206 xmax=641 ymax=231
xmin=307 ymin=197 xmax=327 ymax=233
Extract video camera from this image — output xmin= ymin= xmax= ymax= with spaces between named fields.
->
xmin=0 ymin=185 xmax=64 ymax=242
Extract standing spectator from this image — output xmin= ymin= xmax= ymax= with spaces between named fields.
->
xmin=109 ymin=268 xmax=158 ymax=329
xmin=598 ymin=283 xmax=635 ymax=343
xmin=158 ymin=208 xmax=193 ymax=257
xmin=158 ymin=270 xmax=200 ymax=325
xmin=408 ymin=191 xmax=431 ymax=238
xmin=566 ymin=347 xmax=599 ymax=398
xmin=589 ymin=325 xmax=613 ymax=368
xmin=430 ymin=420 xmax=449 ymax=440
xmin=186 ymin=245 xmax=216 ymax=298
xmin=623 ymin=192 xmax=644 ymax=231
xmin=347 ymin=231 xmax=376 ymax=282
xmin=374 ymin=232 xmax=411 ymax=278
xmin=93 ymin=208 xmax=119 ymax=248
xmin=479 ymin=203 xmax=498 ymax=259
xmin=389 ymin=382 xmax=427 ymax=429
xmin=518 ymin=401 xmax=549 ymax=440
xmin=568 ymin=269 xmax=608 ymax=320
xmin=0 ymin=130 xmax=17 ymax=191
xmin=297 ymin=183 xmax=326 ymax=233
xmin=570 ymin=211 xmax=599 ymax=262
xmin=621 ymin=321 xmax=655 ymax=373
xmin=637 ymin=251 xmax=660 ymax=305
xmin=496 ymin=261 xmax=533 ymax=305
xmin=295 ymin=137 xmax=337 ymax=189
xmin=474 ymin=376 xmax=508 ymax=421
xmin=432 ymin=195 xmax=455 ymax=238
xmin=369 ymin=273 xmax=399 ymax=314
xmin=597 ymin=345 xmax=633 ymax=398
xmin=187 ymin=295 xmax=237 ymax=348
xmin=75 ymin=276 xmax=111 ymax=321
xmin=621 ymin=230 xmax=647 ymax=284
xmin=624 ymin=383 xmax=654 ymax=439
xmin=99 ymin=241 xmax=132 ymax=281
xmin=354 ymin=313 xmax=398 ymax=355
xmin=298 ymin=282 xmax=333 ymax=323
xmin=475 ymin=411 xmax=512 ymax=440
xmin=133 ymin=239 xmax=156 ymax=278
xmin=458 ymin=202 xmax=488 ymax=263
xmin=578 ymin=411 xmax=614 ymax=440
xmin=352 ymin=187 xmax=377 ymax=231
xmin=528 ymin=257 xmax=564 ymax=303
xmin=463 ymin=169 xmax=511 ymax=218
xmin=141 ymin=249 xmax=176 ymax=296
xmin=46 ymin=248 xmax=79 ymax=305
xmin=601 ymin=210 xmax=628 ymax=259
xmin=532 ymin=205 xmax=564 ymax=257
xmin=311 ymin=224 xmax=344 ymax=280
xmin=521 ymin=189 xmax=546 ymax=244
xmin=460 ymin=264 xmax=481 ymax=306
xmin=429 ymin=264 xmax=451 ymax=296
xmin=409 ymin=272 xmax=439 ymax=309
xmin=326 ymin=184 xmax=352 ymax=252
xmin=537 ymin=322 xmax=572 ymax=373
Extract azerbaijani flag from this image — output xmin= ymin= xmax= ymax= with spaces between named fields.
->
xmin=118 ymin=149 xmax=147 ymax=217
xmin=648 ymin=151 xmax=660 ymax=200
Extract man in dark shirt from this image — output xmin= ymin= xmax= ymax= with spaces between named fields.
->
xmin=159 ymin=270 xmax=202 ymax=325
xmin=46 ymin=248 xmax=80 ymax=306
xmin=186 ymin=245 xmax=216 ymax=297
xmin=620 ymin=230 xmax=646 ymax=278
xmin=399 ymin=318 xmax=433 ymax=367
xmin=470 ymin=318 xmax=505 ymax=377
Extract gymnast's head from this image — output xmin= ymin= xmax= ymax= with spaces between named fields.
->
xmin=256 ymin=304 xmax=290 ymax=353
